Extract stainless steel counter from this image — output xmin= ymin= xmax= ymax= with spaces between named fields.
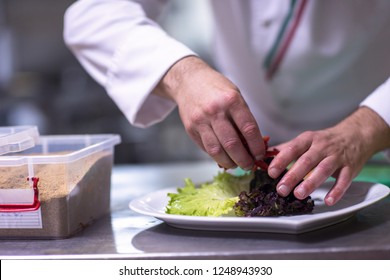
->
xmin=1 ymin=161 xmax=390 ymax=260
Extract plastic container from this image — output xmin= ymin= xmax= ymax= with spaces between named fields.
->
xmin=0 ymin=126 xmax=39 ymax=155
xmin=0 ymin=133 xmax=121 ymax=239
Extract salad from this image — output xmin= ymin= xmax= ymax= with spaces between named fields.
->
xmin=166 ymin=137 xmax=315 ymax=217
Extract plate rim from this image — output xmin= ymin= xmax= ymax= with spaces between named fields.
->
xmin=129 ymin=181 xmax=390 ymax=234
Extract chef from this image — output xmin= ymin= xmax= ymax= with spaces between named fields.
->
xmin=63 ymin=0 xmax=390 ymax=206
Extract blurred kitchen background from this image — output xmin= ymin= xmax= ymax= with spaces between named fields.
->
xmin=0 ymin=0 xmax=214 ymax=164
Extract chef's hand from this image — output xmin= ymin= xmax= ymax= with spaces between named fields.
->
xmin=268 ymin=106 xmax=390 ymax=206
xmin=155 ymin=56 xmax=266 ymax=170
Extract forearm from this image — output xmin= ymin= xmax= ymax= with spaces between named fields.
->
xmin=154 ymin=56 xmax=210 ymax=102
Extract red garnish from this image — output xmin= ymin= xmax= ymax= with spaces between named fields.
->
xmin=253 ymin=159 xmax=269 ymax=171
xmin=253 ymin=136 xmax=279 ymax=172
xmin=218 ymin=136 xmax=279 ymax=172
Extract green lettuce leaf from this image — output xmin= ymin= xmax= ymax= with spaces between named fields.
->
xmin=166 ymin=172 xmax=253 ymax=216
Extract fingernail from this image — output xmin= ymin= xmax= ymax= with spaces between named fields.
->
xmin=243 ymin=165 xmax=252 ymax=171
xmin=255 ymin=155 xmax=264 ymax=161
xmin=295 ymin=187 xmax=306 ymax=198
xmin=277 ymin=185 xmax=289 ymax=196
xmin=325 ymin=196 xmax=334 ymax=206
xmin=268 ymin=167 xmax=278 ymax=178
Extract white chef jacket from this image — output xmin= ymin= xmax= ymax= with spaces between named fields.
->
xmin=64 ymin=0 xmax=390 ymax=146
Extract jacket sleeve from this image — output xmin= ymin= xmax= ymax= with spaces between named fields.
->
xmin=360 ymin=76 xmax=390 ymax=159
xmin=63 ymin=0 xmax=195 ymax=127
xmin=360 ymin=76 xmax=390 ymax=127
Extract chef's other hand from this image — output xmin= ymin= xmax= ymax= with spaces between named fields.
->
xmin=155 ymin=56 xmax=266 ymax=170
xmin=268 ymin=106 xmax=390 ymax=206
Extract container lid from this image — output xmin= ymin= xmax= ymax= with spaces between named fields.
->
xmin=0 ymin=126 xmax=40 ymax=155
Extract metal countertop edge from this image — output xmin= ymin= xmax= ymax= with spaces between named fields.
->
xmin=1 ymin=249 xmax=389 ymax=260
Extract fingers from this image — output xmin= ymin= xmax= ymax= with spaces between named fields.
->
xmin=187 ymin=95 xmax=264 ymax=170
xmin=268 ymin=136 xmax=311 ymax=179
xmin=292 ymin=157 xmax=338 ymax=199
xmin=324 ymin=167 xmax=353 ymax=206
xmin=188 ymin=119 xmax=263 ymax=170
xmin=268 ymin=132 xmax=321 ymax=198
xmin=230 ymin=107 xmax=266 ymax=162
xmin=275 ymin=146 xmax=328 ymax=197
xmin=212 ymin=119 xmax=257 ymax=170
xmin=268 ymin=132 xmax=326 ymax=197
xmin=194 ymin=125 xmax=237 ymax=169
xmin=269 ymin=129 xmax=358 ymax=207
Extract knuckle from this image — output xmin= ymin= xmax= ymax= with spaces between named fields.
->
xmin=302 ymin=177 xmax=316 ymax=191
xmin=285 ymin=144 xmax=299 ymax=156
xmin=223 ymin=90 xmax=241 ymax=108
xmin=297 ymin=130 xmax=318 ymax=145
xmin=206 ymin=144 xmax=223 ymax=158
xmin=241 ymin=122 xmax=258 ymax=138
xmin=337 ymin=175 xmax=353 ymax=188
xmin=299 ymin=155 xmax=313 ymax=167
xmin=190 ymin=111 xmax=207 ymax=126
xmin=222 ymin=138 xmax=240 ymax=151
xmin=299 ymin=130 xmax=315 ymax=139
xmin=203 ymin=101 xmax=221 ymax=117
xmin=283 ymin=170 xmax=299 ymax=185
xmin=317 ymin=161 xmax=334 ymax=176
xmin=202 ymin=90 xmax=241 ymax=116
xmin=184 ymin=120 xmax=198 ymax=134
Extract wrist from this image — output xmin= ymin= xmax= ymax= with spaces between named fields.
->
xmin=154 ymin=55 xmax=203 ymax=102
xmin=338 ymin=106 xmax=390 ymax=157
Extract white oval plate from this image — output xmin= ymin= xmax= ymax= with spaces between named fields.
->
xmin=129 ymin=181 xmax=390 ymax=234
